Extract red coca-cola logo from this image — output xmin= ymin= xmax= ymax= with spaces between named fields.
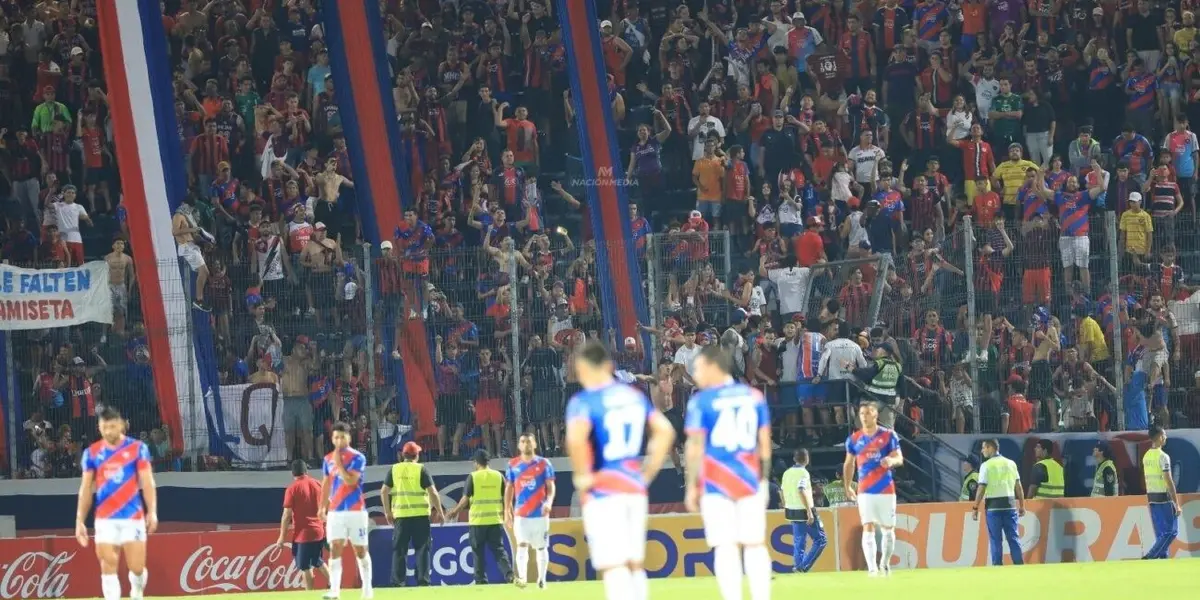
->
xmin=0 ymin=551 xmax=75 ymax=599
xmin=179 ymin=544 xmax=304 ymax=593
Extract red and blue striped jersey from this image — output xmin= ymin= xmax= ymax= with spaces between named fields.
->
xmin=1045 ymin=170 xmax=1071 ymax=191
xmin=1112 ymin=134 xmax=1154 ymax=174
xmin=873 ymin=7 xmax=909 ymax=51
xmin=506 ymin=455 xmax=556 ymax=517
xmin=323 ymin=448 xmax=367 ymax=512
xmin=81 ymin=437 xmax=152 ymax=520
xmin=1089 ymin=59 xmax=1116 ymax=90
xmin=685 ymin=383 xmax=770 ymax=500
xmin=846 ymin=426 xmax=901 ymax=495
xmin=913 ymin=1 xmax=947 ymax=42
xmin=1019 ymin=184 xmax=1046 ymax=221
xmin=1125 ymin=73 xmax=1157 ymax=112
xmin=1055 ymin=190 xmax=1090 ymax=237
xmin=565 ymin=382 xmax=655 ymax=499
xmin=838 ymin=31 xmax=874 ymax=79
xmin=798 ymin=332 xmax=824 ymax=380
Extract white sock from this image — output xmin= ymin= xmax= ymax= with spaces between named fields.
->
xmin=101 ymin=574 xmax=121 ymax=600
xmin=128 ymin=570 xmax=147 ymax=596
xmin=356 ymin=554 xmax=373 ymax=592
xmin=713 ymin=545 xmax=743 ymax=600
xmin=861 ymin=531 xmax=878 ymax=573
xmin=602 ymin=566 xmax=633 ymax=600
xmin=879 ymin=529 xmax=896 ymax=571
xmin=535 ymin=548 xmax=550 ymax=584
xmin=516 ymin=546 xmax=530 ymax=582
xmin=329 ymin=558 xmax=343 ymax=594
xmin=631 ymin=569 xmax=648 ymax=600
xmin=742 ymin=545 xmax=771 ymax=600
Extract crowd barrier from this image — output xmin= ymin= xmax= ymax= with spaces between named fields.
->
xmin=2 ymin=495 xmax=1195 ymax=597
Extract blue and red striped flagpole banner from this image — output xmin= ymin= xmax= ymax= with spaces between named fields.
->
xmin=0 ymin=332 xmax=12 ymax=472
xmin=557 ymin=0 xmax=650 ymax=340
xmin=97 ymin=0 xmax=212 ymax=456
xmin=323 ymin=1 xmax=436 ymax=441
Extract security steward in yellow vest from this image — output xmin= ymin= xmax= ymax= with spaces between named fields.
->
xmin=1027 ymin=439 xmax=1065 ymax=499
xmin=960 ymin=455 xmax=981 ymax=501
xmin=972 ymin=439 xmax=1026 ymax=566
xmin=446 ymin=450 xmax=514 ymax=584
xmin=851 ymin=343 xmax=902 ymax=426
xmin=1091 ymin=442 xmax=1119 ymax=497
xmin=380 ymin=441 xmax=445 ymax=587
xmin=1142 ymin=425 xmax=1181 ymax=559
xmin=782 ymin=449 xmax=827 ymax=573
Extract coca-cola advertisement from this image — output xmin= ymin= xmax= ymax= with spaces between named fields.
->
xmin=0 ymin=530 xmax=357 ymax=599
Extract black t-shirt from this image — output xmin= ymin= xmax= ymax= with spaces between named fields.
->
xmin=1030 ymin=461 xmax=1048 ymax=487
xmin=1021 ymin=102 xmax=1055 ymax=134
xmin=525 ymin=347 xmax=561 ymax=389
xmin=383 ymin=462 xmax=434 ymax=489
xmin=1126 ymin=13 xmax=1162 ymax=51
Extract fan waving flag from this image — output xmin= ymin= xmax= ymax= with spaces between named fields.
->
xmin=97 ymin=0 xmax=210 ymax=455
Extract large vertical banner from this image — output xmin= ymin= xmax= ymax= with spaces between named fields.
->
xmin=557 ymin=0 xmax=649 ymax=339
xmin=322 ymin=1 xmax=436 ymax=438
xmin=95 ymin=0 xmax=210 ymax=454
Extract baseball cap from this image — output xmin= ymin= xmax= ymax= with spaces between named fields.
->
xmin=600 ymin=19 xmax=613 ymax=28
xmin=773 ymin=109 xmax=786 ymax=117
xmin=806 ymin=215 xmax=823 ymax=227
xmin=295 ymin=335 xmax=312 ymax=348
xmin=381 ymin=240 xmax=393 ymax=250
xmin=72 ymin=357 xmax=85 ymax=366
xmin=1092 ymin=7 xmax=1104 ymax=15
xmin=70 ymin=47 xmax=84 ymax=57
xmin=1006 ymin=374 xmax=1025 ymax=385
xmin=689 ymin=209 xmax=703 ymax=220
xmin=624 ymin=336 xmax=637 ymax=347
xmin=1008 ymin=142 xmax=1022 ymax=151
xmin=315 ymin=221 xmax=327 ymax=230
xmin=1129 ymin=192 xmax=1143 ymax=203
xmin=792 ymin=12 xmax=806 ymax=21
xmin=402 ymin=441 xmax=422 ymax=457
xmin=217 ymin=161 xmax=231 ymax=171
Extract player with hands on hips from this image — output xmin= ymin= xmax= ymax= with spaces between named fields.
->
xmin=683 ymin=345 xmax=773 ymax=600
xmin=76 ymin=406 xmax=157 ymax=600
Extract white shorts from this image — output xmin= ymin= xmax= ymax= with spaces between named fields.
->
xmin=178 ymin=242 xmax=206 ymax=270
xmin=700 ymin=488 xmax=768 ymax=547
xmin=94 ymin=518 xmax=147 ymax=545
xmin=581 ymin=494 xmax=647 ymax=570
xmin=326 ymin=510 xmax=369 ymax=546
xmin=857 ymin=493 xmax=897 ymax=528
xmin=514 ymin=516 xmax=550 ymax=549
xmin=1059 ymin=236 xmax=1089 ymax=268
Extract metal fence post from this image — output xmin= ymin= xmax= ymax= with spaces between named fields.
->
xmin=179 ymin=259 xmax=201 ymax=470
xmin=866 ymin=254 xmax=892 ymax=326
xmin=645 ymin=233 xmax=661 ymax=366
xmin=509 ymin=254 xmax=523 ymax=434
xmin=4 ymin=332 xmax=16 ymax=476
xmin=361 ymin=243 xmax=378 ymax=444
xmin=721 ymin=230 xmax=733 ymax=323
xmin=1106 ymin=213 xmax=1125 ymax=430
xmin=962 ymin=216 xmax=981 ymax=433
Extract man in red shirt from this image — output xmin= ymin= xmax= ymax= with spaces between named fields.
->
xmin=972 ymin=177 xmax=1001 ymax=227
xmin=795 ymin=215 xmax=826 ymax=266
xmin=277 ymin=460 xmax=329 ymax=590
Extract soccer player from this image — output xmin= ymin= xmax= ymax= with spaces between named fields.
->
xmin=276 ymin=459 xmax=330 ymax=590
xmin=505 ymin=433 xmax=556 ymax=589
xmin=1142 ymin=425 xmax=1181 ymax=559
xmin=971 ymin=439 xmax=1025 ymax=566
xmin=843 ymin=401 xmax=904 ymax=576
xmin=565 ymin=341 xmax=675 ymax=600
xmin=684 ymin=346 xmax=772 ymax=600
xmin=75 ymin=406 xmax=157 ymax=600
xmin=318 ymin=422 xmax=373 ymax=599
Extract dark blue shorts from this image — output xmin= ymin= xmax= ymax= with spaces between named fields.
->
xmin=796 ymin=382 xmax=826 ymax=406
xmin=293 ymin=539 xmax=326 ymax=570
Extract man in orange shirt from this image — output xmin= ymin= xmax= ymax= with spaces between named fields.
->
xmin=795 ymin=215 xmax=826 ymax=267
xmin=693 ymin=137 xmax=726 ymax=227
xmin=1004 ymin=377 xmax=1035 ymax=434
xmin=972 ymin=176 xmax=1001 ymax=227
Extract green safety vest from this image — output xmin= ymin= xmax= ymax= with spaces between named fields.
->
xmin=781 ymin=465 xmax=811 ymax=515
xmin=823 ymin=479 xmax=847 ymax=505
xmin=390 ymin=462 xmax=430 ymax=518
xmin=959 ymin=471 xmax=980 ymax=501
xmin=981 ymin=455 xmax=1019 ymax=510
xmin=1034 ymin=458 xmax=1064 ymax=498
xmin=1143 ymin=447 xmax=1171 ymax=503
xmin=1091 ymin=459 xmax=1117 ymax=497
xmin=468 ymin=469 xmax=504 ymax=526
xmin=866 ymin=359 xmax=901 ymax=396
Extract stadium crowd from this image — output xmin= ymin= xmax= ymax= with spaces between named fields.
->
xmin=6 ymin=0 xmax=1200 ymax=479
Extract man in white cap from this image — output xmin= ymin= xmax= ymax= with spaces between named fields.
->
xmin=1119 ymin=191 xmax=1154 ymax=265
xmin=599 ymin=19 xmax=632 ymax=88
xmin=301 ymin=221 xmax=342 ymax=325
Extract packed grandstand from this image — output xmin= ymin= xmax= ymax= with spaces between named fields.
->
xmin=1 ymin=0 xmax=1200 ymax=488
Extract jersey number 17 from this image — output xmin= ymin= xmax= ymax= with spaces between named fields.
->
xmin=603 ymin=405 xmax=647 ymax=461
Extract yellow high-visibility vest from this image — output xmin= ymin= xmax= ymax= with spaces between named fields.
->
xmin=390 ymin=462 xmax=430 ymax=518
xmin=1034 ymin=458 xmax=1064 ymax=498
xmin=468 ymin=469 xmax=504 ymax=526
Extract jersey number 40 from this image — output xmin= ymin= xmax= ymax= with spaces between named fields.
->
xmin=711 ymin=399 xmax=758 ymax=452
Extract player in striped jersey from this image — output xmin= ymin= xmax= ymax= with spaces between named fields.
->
xmin=843 ymin=401 xmax=904 ymax=577
xmin=684 ymin=346 xmax=772 ymax=600
xmin=565 ymin=341 xmax=675 ymax=600
xmin=505 ymin=434 xmax=557 ymax=589
xmin=318 ymin=422 xmax=372 ymax=600
xmin=76 ymin=406 xmax=157 ymax=600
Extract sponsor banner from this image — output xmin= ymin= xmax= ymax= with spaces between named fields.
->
xmin=0 ymin=529 xmax=356 ymax=599
xmin=202 ymin=383 xmax=289 ymax=468
xmin=934 ymin=432 xmax=1200 ymax=501
xmin=0 ymin=262 xmax=111 ymax=330
xmin=0 ymin=461 xmax=688 ymax=532
xmin=835 ymin=494 xmax=1200 ymax=570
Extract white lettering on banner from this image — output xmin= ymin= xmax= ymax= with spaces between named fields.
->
xmin=0 ymin=551 xmax=74 ymax=599
xmin=412 ymin=531 xmax=476 ymax=579
xmin=179 ymin=544 xmax=303 ymax=593
xmin=0 ymin=262 xmax=111 ymax=330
